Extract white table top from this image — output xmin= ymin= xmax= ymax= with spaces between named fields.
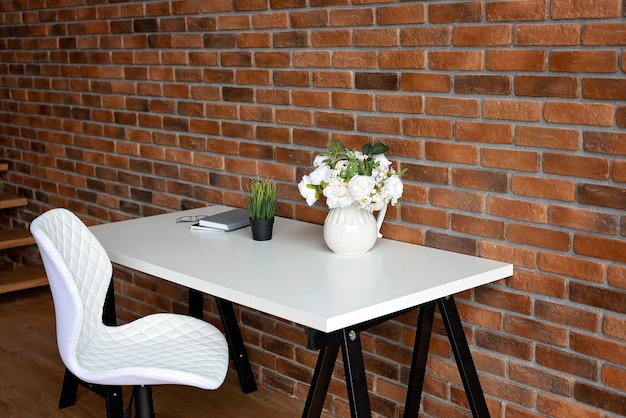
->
xmin=90 ymin=206 xmax=513 ymax=333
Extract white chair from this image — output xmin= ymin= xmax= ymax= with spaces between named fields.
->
xmin=30 ymin=208 xmax=229 ymax=418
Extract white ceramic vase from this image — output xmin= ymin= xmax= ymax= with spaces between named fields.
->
xmin=323 ymin=204 xmax=387 ymax=256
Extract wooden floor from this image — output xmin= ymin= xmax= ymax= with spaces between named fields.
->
xmin=0 ymin=287 xmax=332 ymax=418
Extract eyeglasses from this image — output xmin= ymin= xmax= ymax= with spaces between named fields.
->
xmin=176 ymin=215 xmax=207 ymax=223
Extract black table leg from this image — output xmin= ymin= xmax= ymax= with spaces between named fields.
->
xmin=215 ymin=297 xmax=257 ymax=394
xmin=438 ymin=296 xmax=490 ymax=418
xmin=302 ymin=342 xmax=340 ymax=418
xmin=340 ymin=328 xmax=371 ymax=418
xmin=404 ymin=301 xmax=436 ymax=418
xmin=188 ymin=288 xmax=203 ymax=319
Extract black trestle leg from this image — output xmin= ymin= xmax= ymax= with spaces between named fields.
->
xmin=134 ymin=386 xmax=155 ymax=418
xmin=404 ymin=301 xmax=436 ymax=418
xmin=438 ymin=296 xmax=490 ymax=418
xmin=302 ymin=343 xmax=340 ymax=418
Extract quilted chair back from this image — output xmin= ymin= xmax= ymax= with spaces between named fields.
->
xmin=30 ymin=208 xmax=113 ymax=376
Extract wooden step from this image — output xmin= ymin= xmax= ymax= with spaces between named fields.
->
xmin=0 ymin=192 xmax=27 ymax=209
xmin=0 ymin=229 xmax=36 ymax=250
xmin=0 ymin=266 xmax=48 ymax=295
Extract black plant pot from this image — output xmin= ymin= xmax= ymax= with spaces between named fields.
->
xmin=250 ymin=217 xmax=274 ymax=241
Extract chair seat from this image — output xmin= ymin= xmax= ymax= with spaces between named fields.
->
xmin=76 ymin=313 xmax=229 ymax=390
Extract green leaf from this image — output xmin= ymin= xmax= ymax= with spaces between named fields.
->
xmin=370 ymin=142 xmax=389 ymax=155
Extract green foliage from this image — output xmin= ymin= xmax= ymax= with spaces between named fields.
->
xmin=323 ymin=139 xmax=391 ymax=178
xmin=246 ymin=177 xmax=279 ymax=220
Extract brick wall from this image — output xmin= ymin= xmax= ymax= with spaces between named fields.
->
xmin=1 ymin=0 xmax=625 ymax=416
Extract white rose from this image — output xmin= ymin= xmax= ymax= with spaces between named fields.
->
xmin=313 ymin=154 xmax=328 ymax=167
xmin=309 ymin=164 xmax=331 ymax=186
xmin=298 ymin=176 xmax=318 ymax=206
xmin=323 ymin=178 xmax=353 ymax=208
xmin=349 ymin=175 xmax=376 ymax=201
xmin=382 ymin=175 xmax=403 ymax=205
xmin=373 ymin=153 xmax=391 ymax=168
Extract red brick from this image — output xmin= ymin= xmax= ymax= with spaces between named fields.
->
xmin=379 ymin=50 xmax=425 ymax=69
xmin=550 ymin=50 xmax=618 ymax=73
xmin=536 ymin=299 xmax=601 ymax=332
xmin=311 ymin=28 xmax=351 ymax=47
xmin=512 ymin=174 xmax=576 ymax=201
xmin=583 ymin=77 xmax=626 ymax=100
xmin=486 ymin=49 xmax=547 ymax=71
xmin=583 ymin=131 xmax=626 ymax=155
xmin=509 ymin=223 xmax=571 ymax=251
xmin=354 ymin=28 xmax=399 ymax=47
xmin=514 ymin=23 xmax=580 ymax=45
xmin=551 ymin=0 xmax=621 ymax=19
xmin=483 ymin=99 xmax=542 ymax=122
xmin=609 ymin=265 xmax=626 ymax=290
xmin=315 ymin=111 xmax=355 ymax=130
xmin=480 ymin=241 xmax=537 ymax=269
xmin=539 ymin=252 xmax=605 ymax=282
xmin=486 ymin=0 xmax=547 ymax=21
xmin=515 ymin=125 xmax=580 ymax=150
xmin=404 ymin=117 xmax=454 ymax=139
xmin=333 ymin=51 xmax=377 ymax=68
xmin=377 ymin=4 xmax=426 ymax=25
xmin=293 ymin=90 xmax=330 ymax=108
xmin=487 ymin=196 xmax=547 ymax=223
xmin=545 ymin=101 xmax=614 ymax=126
xmin=543 ymin=152 xmax=610 ymax=180
xmin=455 ymin=74 xmax=512 ymax=95
xmin=332 ymin=91 xmax=374 ymax=111
xmin=252 ymin=11 xmax=289 ymax=28
xmin=312 ymin=70 xmax=352 ymax=88
xmin=582 ymin=22 xmax=626 ymax=45
xmin=290 ymin=9 xmax=328 ymax=28
xmin=538 ymin=393 xmax=603 ymax=418
xmin=375 ymin=93 xmax=423 ymax=114
xmin=425 ymin=141 xmax=479 ymax=165
xmin=451 ymin=214 xmax=505 ymax=239
xmin=549 ymin=204 xmax=619 ymax=235
xmin=329 ymin=8 xmax=374 ymax=26
xmin=507 ymin=270 xmax=568 ymax=299
xmin=577 ymin=183 xmax=626 ymax=210
xmin=515 ymin=75 xmax=579 ymax=98
xmin=454 ymin=24 xmax=512 ymax=46
xmin=294 ymin=50 xmax=331 ymax=68
xmin=402 ymin=72 xmax=451 ymax=92
xmin=481 ymin=148 xmax=540 ymax=172
xmin=429 ymin=50 xmax=484 ymax=71
xmin=476 ymin=329 xmax=533 ymax=360
xmin=571 ymin=331 xmax=626 ymax=365
xmin=510 ymin=362 xmax=572 ymax=395
xmin=430 ymin=188 xmax=484 ymax=212
xmin=457 ymin=120 xmax=513 ymax=145
xmin=401 ymin=26 xmax=452 ymax=46
xmin=356 ymin=115 xmax=401 ymax=135
xmin=425 ymin=97 xmax=480 ymax=118
xmin=429 ymin=1 xmax=483 ymax=23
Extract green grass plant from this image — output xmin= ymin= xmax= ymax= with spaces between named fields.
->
xmin=246 ymin=177 xmax=279 ymax=220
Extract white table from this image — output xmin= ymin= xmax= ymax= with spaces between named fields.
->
xmin=89 ymin=206 xmax=512 ymax=418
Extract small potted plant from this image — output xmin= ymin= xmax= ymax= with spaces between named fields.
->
xmin=246 ymin=177 xmax=279 ymax=241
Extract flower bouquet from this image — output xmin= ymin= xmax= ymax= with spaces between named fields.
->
xmin=298 ymin=139 xmax=404 ymax=212
xmin=298 ymin=140 xmax=404 ymax=255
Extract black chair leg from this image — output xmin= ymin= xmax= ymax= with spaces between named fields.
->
xmin=134 ymin=385 xmax=155 ymax=418
xmin=104 ymin=385 xmax=124 ymax=418
xmin=58 ymin=368 xmax=79 ymax=408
